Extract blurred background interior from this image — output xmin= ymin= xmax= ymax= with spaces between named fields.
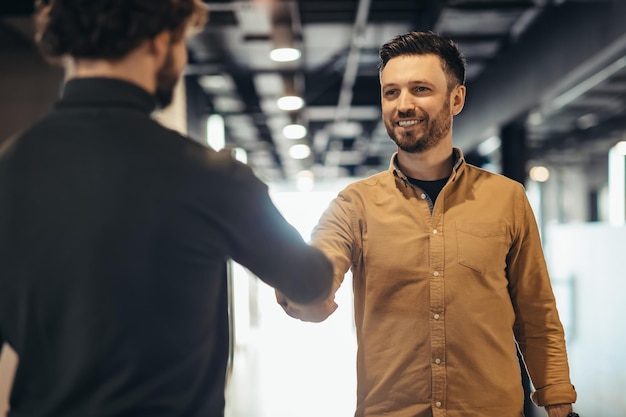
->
xmin=1 ymin=0 xmax=625 ymax=416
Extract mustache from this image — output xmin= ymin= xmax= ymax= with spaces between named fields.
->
xmin=396 ymin=109 xmax=429 ymax=121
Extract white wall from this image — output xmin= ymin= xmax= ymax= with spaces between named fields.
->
xmin=545 ymin=223 xmax=626 ymax=416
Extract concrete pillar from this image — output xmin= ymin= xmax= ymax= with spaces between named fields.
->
xmin=500 ymin=120 xmax=528 ymax=184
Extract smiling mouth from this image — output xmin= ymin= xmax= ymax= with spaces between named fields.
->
xmin=396 ymin=119 xmax=424 ymax=127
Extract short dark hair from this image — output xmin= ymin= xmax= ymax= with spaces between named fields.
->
xmin=35 ymin=0 xmax=208 ymax=61
xmin=379 ymin=31 xmax=467 ymax=88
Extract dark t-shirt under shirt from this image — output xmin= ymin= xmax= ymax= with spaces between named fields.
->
xmin=407 ymin=176 xmax=449 ymax=202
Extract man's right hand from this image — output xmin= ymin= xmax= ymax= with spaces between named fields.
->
xmin=275 ymin=290 xmax=338 ymax=323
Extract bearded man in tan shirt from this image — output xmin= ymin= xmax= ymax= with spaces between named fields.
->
xmin=277 ymin=31 xmax=578 ymax=417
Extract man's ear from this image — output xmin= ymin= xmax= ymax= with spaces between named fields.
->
xmin=148 ymin=30 xmax=172 ymax=67
xmin=451 ymin=84 xmax=466 ymax=116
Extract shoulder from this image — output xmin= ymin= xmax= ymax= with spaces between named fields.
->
xmin=177 ymin=139 xmax=267 ymax=191
xmin=330 ymin=170 xmax=396 ymax=208
xmin=462 ymin=162 xmax=526 ymax=193
xmin=341 ymin=170 xmax=393 ymax=193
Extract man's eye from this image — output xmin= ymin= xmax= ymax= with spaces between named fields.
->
xmin=384 ymin=90 xmax=397 ymax=96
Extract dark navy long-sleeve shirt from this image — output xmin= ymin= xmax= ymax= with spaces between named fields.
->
xmin=0 ymin=77 xmax=333 ymax=417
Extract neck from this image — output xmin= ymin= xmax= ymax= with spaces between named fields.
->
xmin=397 ymin=142 xmax=454 ymax=180
xmin=67 ymin=46 xmax=157 ymax=94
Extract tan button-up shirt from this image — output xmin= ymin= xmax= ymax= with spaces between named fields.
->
xmin=311 ymin=149 xmax=576 ymax=417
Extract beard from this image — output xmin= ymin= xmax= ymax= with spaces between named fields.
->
xmin=385 ymin=98 xmax=452 ymax=153
xmin=154 ymin=45 xmax=180 ymax=109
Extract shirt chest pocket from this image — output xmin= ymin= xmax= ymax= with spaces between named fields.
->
xmin=456 ymin=221 xmax=508 ymax=274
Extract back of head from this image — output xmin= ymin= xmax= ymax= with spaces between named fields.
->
xmin=379 ymin=31 xmax=466 ymax=89
xmin=35 ymin=0 xmax=207 ymax=62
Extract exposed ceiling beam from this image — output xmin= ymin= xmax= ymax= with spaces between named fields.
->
xmin=334 ymin=0 xmax=372 ymax=124
xmin=454 ymin=0 xmax=626 ymax=151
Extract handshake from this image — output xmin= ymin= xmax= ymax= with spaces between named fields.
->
xmin=275 ymin=289 xmax=338 ymax=323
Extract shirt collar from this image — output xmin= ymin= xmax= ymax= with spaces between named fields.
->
xmin=56 ymin=77 xmax=157 ymax=114
xmin=389 ymin=147 xmax=466 ymax=183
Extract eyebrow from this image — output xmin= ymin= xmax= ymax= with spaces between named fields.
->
xmin=381 ymin=80 xmax=436 ymax=89
xmin=408 ymin=79 xmax=436 ymax=87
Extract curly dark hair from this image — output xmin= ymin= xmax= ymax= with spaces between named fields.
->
xmin=35 ymin=0 xmax=208 ymax=61
xmin=379 ymin=31 xmax=467 ymax=89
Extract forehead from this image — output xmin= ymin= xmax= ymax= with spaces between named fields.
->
xmin=380 ymin=54 xmax=447 ymax=86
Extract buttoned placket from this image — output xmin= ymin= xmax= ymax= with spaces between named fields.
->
xmin=409 ymin=180 xmax=447 ymax=416
xmin=394 ymin=156 xmax=461 ymax=415
xmin=429 ymin=199 xmax=446 ymax=416
xmin=426 ymin=155 xmax=461 ymax=416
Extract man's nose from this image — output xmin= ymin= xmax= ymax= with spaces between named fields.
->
xmin=397 ymin=90 xmax=414 ymax=114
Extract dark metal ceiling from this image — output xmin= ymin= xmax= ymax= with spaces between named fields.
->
xmin=183 ymin=0 xmax=626 ymax=184
xmin=2 ymin=0 xmax=626 ymax=185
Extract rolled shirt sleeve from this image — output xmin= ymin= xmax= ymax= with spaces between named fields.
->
xmin=507 ymin=184 xmax=577 ymax=406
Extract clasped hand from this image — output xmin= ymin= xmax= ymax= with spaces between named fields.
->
xmin=275 ymin=290 xmax=338 ymax=323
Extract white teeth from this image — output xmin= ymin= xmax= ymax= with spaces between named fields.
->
xmin=397 ymin=119 xmax=422 ymax=127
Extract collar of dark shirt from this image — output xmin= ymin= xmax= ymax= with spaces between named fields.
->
xmin=392 ymin=147 xmax=464 ymax=183
xmin=56 ymin=77 xmax=157 ymax=114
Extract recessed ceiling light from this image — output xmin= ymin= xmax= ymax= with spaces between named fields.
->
xmin=277 ymin=95 xmax=304 ymax=111
xmin=289 ymin=144 xmax=311 ymax=159
xmin=529 ymin=166 xmax=550 ymax=183
xmin=197 ymin=74 xmax=235 ymax=92
xmin=270 ymin=47 xmax=301 ymax=62
xmin=283 ymin=124 xmax=307 ymax=139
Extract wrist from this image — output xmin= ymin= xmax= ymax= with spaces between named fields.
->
xmin=545 ymin=403 xmax=575 ymax=417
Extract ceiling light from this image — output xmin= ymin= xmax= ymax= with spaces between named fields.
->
xmin=197 ymin=74 xmax=235 ymax=92
xmin=329 ymin=121 xmax=362 ymax=138
xmin=212 ymin=96 xmax=245 ymax=113
xmin=283 ymin=124 xmax=307 ymax=139
xmin=289 ymin=144 xmax=311 ymax=160
xmin=270 ymin=47 xmax=301 ymax=62
xmin=277 ymin=95 xmax=304 ymax=111
xmin=529 ymin=166 xmax=550 ymax=183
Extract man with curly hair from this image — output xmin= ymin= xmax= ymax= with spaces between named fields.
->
xmin=0 ymin=1 xmax=333 ymax=416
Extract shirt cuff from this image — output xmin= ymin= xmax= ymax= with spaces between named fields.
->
xmin=531 ymin=383 xmax=577 ymax=406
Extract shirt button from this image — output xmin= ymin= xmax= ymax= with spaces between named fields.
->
xmin=434 ymin=314 xmax=440 ymax=320
xmin=433 ymin=271 xmax=439 ymax=277
xmin=420 ymin=193 xmax=427 ymax=199
xmin=436 ymin=401 xmax=442 ymax=408
xmin=433 ymin=229 xmax=438 ymax=235
xmin=435 ymin=358 xmax=441 ymax=364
